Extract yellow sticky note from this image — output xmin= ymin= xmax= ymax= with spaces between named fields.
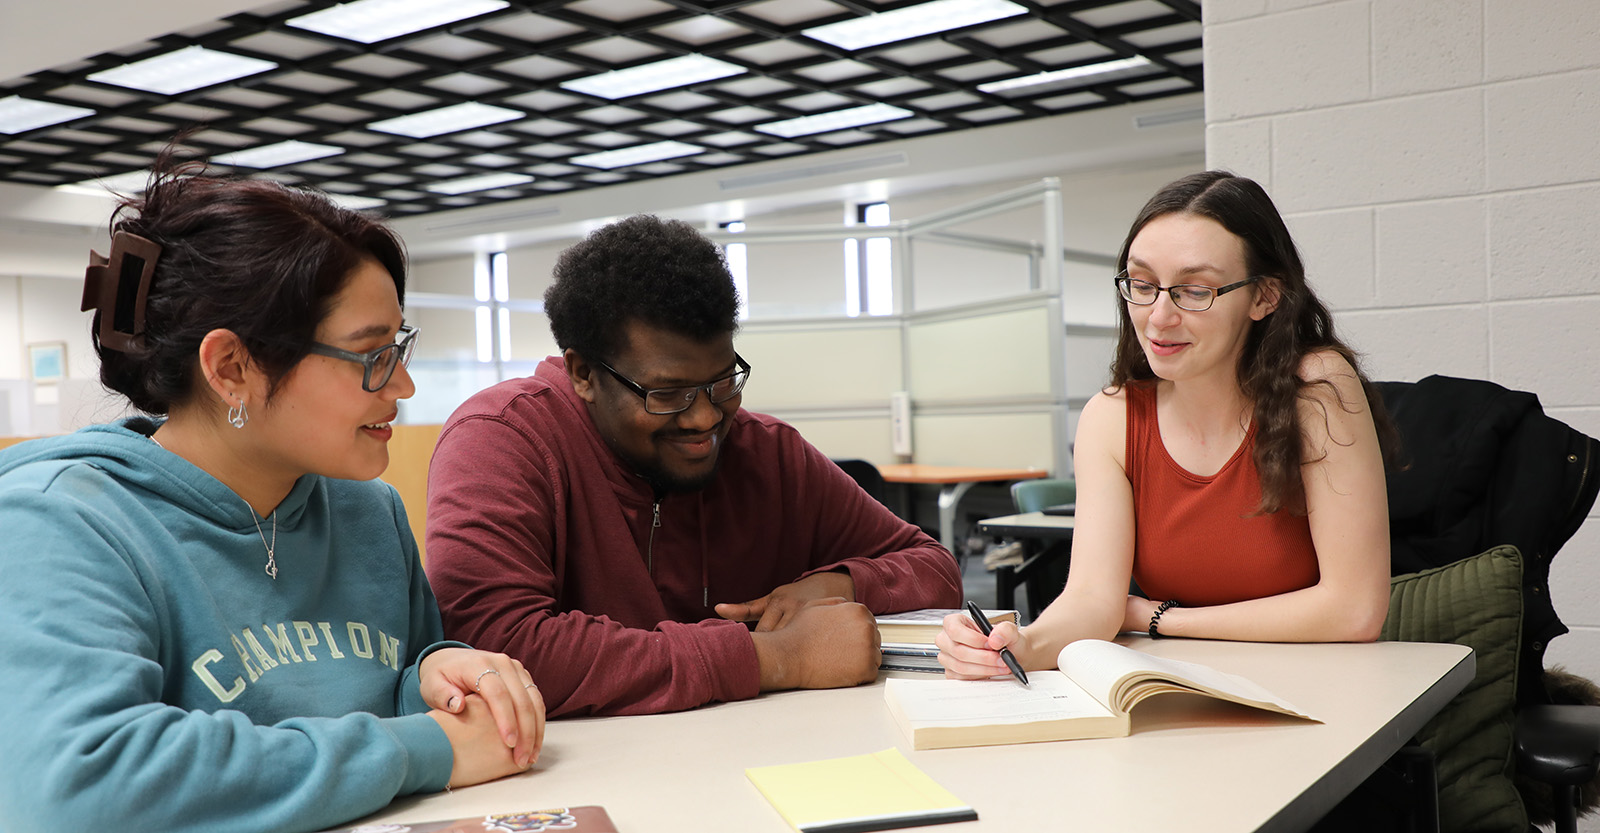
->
xmin=745 ymin=748 xmax=976 ymax=833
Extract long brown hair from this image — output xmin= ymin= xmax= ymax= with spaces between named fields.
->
xmin=1109 ymin=171 xmax=1396 ymax=514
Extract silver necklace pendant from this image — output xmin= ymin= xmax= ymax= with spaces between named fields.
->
xmin=150 ymin=433 xmax=279 ymax=580
xmin=251 ymin=510 xmax=278 ymax=580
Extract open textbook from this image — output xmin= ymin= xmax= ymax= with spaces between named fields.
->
xmin=885 ymin=639 xmax=1317 ymax=750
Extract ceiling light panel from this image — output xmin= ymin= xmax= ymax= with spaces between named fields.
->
xmin=0 ymin=0 xmax=1200 ymax=214
xmin=561 ymin=54 xmax=746 ymax=100
xmin=425 ymin=172 xmax=534 ymax=194
xmin=0 ymin=97 xmax=95 ymax=135
xmin=87 ymin=46 xmax=277 ymax=95
xmin=215 ymin=140 xmax=344 ymax=168
xmin=325 ymin=193 xmax=387 ymax=210
xmin=978 ymin=56 xmax=1155 ymax=95
xmin=288 ymin=0 xmax=511 ymax=44
xmin=59 ymin=169 xmax=153 ymax=196
xmin=571 ymin=140 xmax=703 ymax=169
xmin=802 ymin=0 xmax=1028 ymax=51
xmin=368 ymin=102 xmax=523 ymax=138
xmin=755 ymin=103 xmax=914 ymax=138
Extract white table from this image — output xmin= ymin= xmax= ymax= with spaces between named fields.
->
xmin=976 ymin=511 xmax=1076 ymax=616
xmin=353 ymin=638 xmax=1471 ymax=833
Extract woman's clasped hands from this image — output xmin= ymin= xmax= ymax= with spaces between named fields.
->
xmin=420 ymin=648 xmax=546 ymax=788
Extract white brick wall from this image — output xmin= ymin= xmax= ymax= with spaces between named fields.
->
xmin=1206 ymin=3 xmax=1600 ymax=828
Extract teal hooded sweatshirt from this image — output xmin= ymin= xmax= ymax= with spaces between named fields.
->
xmin=0 ymin=418 xmax=457 ymax=833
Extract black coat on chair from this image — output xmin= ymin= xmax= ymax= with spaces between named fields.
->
xmin=1377 ymin=374 xmax=1600 ymax=707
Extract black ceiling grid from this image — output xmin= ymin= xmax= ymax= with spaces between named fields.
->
xmin=0 ymin=0 xmax=1202 ymax=217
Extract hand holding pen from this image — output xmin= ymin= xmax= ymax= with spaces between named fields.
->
xmin=964 ymin=601 xmax=1029 ymax=686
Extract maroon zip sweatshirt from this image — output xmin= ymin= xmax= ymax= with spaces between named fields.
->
xmin=425 ymin=357 xmax=962 ymax=717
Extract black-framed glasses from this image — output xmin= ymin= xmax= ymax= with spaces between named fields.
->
xmin=1115 ymin=274 xmax=1261 ymax=312
xmin=596 ymin=354 xmax=752 ymax=415
xmin=307 ymin=324 xmax=418 ymax=392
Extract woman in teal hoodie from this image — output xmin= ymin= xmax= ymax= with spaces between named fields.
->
xmin=0 ymin=162 xmax=544 ymax=833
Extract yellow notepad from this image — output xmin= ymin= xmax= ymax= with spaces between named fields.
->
xmin=745 ymin=748 xmax=977 ymax=833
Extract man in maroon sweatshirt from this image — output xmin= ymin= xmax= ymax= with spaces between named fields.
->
xmin=425 ymin=215 xmax=963 ymax=717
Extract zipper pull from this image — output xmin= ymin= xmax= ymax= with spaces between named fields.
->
xmin=646 ymin=500 xmax=662 ymax=576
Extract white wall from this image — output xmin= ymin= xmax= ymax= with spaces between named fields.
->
xmin=1206 ymin=4 xmax=1600 ymax=817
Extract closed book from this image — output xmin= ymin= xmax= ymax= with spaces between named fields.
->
xmin=875 ymin=608 xmax=1017 ymax=645
xmin=880 ymin=642 xmax=942 ymax=673
xmin=313 ymin=806 xmax=617 ymax=832
xmin=884 ymin=639 xmax=1317 ymax=750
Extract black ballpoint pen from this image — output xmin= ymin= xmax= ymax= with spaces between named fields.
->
xmin=964 ymin=600 xmax=1029 ymax=686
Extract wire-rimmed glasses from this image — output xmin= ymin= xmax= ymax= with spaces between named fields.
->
xmin=1115 ymin=274 xmax=1261 ymax=312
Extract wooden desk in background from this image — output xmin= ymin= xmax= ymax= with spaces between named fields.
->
xmin=877 ymin=464 xmax=1048 ymax=556
xmin=352 ymin=638 xmax=1473 ymax=833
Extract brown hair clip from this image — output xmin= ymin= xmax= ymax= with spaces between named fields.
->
xmin=82 ymin=231 xmax=162 ymax=352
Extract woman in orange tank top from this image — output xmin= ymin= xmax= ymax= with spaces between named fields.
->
xmin=939 ymin=171 xmax=1396 ymax=676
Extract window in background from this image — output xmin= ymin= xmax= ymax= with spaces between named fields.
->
xmin=721 ymin=220 xmax=749 ymax=320
xmin=473 ymin=251 xmax=510 ymax=366
xmin=844 ymin=201 xmax=892 ymax=317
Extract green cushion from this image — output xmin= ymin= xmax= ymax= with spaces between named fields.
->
xmin=1380 ymin=545 xmax=1528 ymax=833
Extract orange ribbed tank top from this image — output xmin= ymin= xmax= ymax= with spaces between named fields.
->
xmin=1126 ymin=383 xmax=1319 ymax=607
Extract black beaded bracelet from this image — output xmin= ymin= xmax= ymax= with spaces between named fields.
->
xmin=1148 ymin=599 xmax=1181 ymax=638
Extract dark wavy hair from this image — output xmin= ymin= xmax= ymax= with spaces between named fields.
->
xmin=96 ymin=155 xmax=406 ymax=414
xmin=1109 ymin=171 xmax=1396 ymax=514
xmin=544 ymin=214 xmax=740 ymax=361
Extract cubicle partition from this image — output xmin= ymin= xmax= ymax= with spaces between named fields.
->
xmin=377 ymin=178 xmax=1114 ymax=542
xmin=717 ymin=178 xmax=1082 ymax=479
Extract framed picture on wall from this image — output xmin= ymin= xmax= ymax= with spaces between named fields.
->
xmin=28 ymin=342 xmax=67 ymax=384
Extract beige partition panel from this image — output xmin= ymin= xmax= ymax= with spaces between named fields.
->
xmin=736 ymin=324 xmax=902 ymax=412
xmin=910 ymin=412 xmax=1056 ymax=470
xmin=777 ymin=416 xmax=895 ymax=465
xmin=905 ymin=307 xmax=1053 ymax=401
xmin=904 ymin=304 xmax=1061 ymax=473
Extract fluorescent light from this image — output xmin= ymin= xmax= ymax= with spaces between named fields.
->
xmin=425 ymin=172 xmax=533 ymax=195
xmin=571 ymin=141 xmax=703 ymax=169
xmin=57 ymin=169 xmax=154 ymax=197
xmin=368 ymin=102 xmax=522 ymax=138
xmin=88 ymin=46 xmax=276 ymax=95
xmin=803 ymin=0 xmax=1026 ymax=50
xmin=326 ymin=193 xmax=387 ymax=210
xmin=215 ymin=140 xmax=344 ymax=168
xmin=755 ymin=104 xmax=912 ymax=139
xmin=978 ymin=56 xmax=1155 ymax=95
xmin=560 ymin=54 xmax=745 ymax=100
xmin=288 ymin=0 xmax=510 ymax=44
xmin=0 ymin=96 xmax=95 ymax=134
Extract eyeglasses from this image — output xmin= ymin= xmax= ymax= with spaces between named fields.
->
xmin=1115 ymin=274 xmax=1261 ymax=312
xmin=596 ymin=354 xmax=752 ymax=415
xmin=307 ymin=324 xmax=418 ymax=392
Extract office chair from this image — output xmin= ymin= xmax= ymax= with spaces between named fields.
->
xmin=830 ymin=458 xmax=889 ymax=508
xmin=1376 ymin=375 xmax=1600 ymax=833
xmin=995 ymin=478 xmax=1075 ymax=619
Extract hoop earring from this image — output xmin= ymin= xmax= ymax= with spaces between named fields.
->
xmin=227 ymin=400 xmax=249 ymax=429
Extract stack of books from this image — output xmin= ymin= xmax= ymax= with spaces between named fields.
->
xmin=875 ymin=608 xmax=1018 ymax=673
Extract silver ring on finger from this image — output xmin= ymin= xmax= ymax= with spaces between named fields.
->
xmin=475 ymin=668 xmax=501 ymax=692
